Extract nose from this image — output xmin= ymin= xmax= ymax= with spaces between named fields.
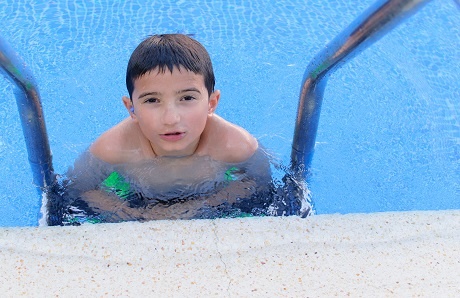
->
xmin=162 ymin=103 xmax=180 ymax=125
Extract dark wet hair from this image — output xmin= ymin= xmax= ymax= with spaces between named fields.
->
xmin=126 ymin=34 xmax=215 ymax=99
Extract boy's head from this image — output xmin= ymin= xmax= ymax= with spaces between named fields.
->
xmin=126 ymin=34 xmax=215 ymax=99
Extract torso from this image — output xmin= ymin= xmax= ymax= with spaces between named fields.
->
xmin=64 ymin=124 xmax=271 ymax=223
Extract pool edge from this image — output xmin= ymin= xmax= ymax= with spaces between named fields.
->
xmin=1 ymin=210 xmax=459 ymax=296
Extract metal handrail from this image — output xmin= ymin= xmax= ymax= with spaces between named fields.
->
xmin=0 ymin=36 xmax=55 ymax=191
xmin=290 ymin=0 xmax=432 ymax=179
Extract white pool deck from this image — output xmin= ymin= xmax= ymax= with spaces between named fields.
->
xmin=1 ymin=210 xmax=459 ymax=297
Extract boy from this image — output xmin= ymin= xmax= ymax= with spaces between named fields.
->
xmin=93 ymin=33 xmax=258 ymax=165
xmin=47 ymin=34 xmax=275 ymax=225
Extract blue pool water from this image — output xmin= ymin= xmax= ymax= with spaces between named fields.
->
xmin=0 ymin=0 xmax=459 ymax=227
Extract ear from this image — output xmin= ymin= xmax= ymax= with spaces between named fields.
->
xmin=123 ymin=96 xmax=137 ymax=122
xmin=208 ymin=90 xmax=220 ymax=115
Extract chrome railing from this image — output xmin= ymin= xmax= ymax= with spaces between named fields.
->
xmin=290 ymin=0 xmax=432 ymax=179
xmin=0 ymin=36 xmax=55 ymax=191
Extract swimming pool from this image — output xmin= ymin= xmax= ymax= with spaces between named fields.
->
xmin=0 ymin=0 xmax=458 ymax=227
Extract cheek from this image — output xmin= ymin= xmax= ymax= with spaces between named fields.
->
xmin=136 ymin=110 xmax=159 ymax=128
xmin=189 ymin=109 xmax=209 ymax=127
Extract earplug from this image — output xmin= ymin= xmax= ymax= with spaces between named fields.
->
xmin=130 ymin=107 xmax=135 ymax=113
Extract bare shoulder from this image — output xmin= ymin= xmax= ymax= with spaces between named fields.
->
xmin=204 ymin=115 xmax=258 ymax=163
xmin=90 ymin=118 xmax=143 ymax=164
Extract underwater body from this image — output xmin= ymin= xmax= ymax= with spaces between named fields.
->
xmin=46 ymin=148 xmax=311 ymax=225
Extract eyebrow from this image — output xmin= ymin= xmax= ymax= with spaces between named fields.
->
xmin=138 ymin=91 xmax=161 ymax=99
xmin=137 ymin=88 xmax=201 ymax=99
xmin=178 ymin=88 xmax=201 ymax=94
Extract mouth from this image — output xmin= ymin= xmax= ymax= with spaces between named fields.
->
xmin=159 ymin=131 xmax=186 ymax=141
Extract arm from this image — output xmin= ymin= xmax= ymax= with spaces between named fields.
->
xmin=46 ymin=150 xmax=115 ymax=225
xmin=65 ymin=150 xmax=114 ymax=196
xmin=197 ymin=145 xmax=274 ymax=217
xmin=241 ymin=145 xmax=273 ymax=188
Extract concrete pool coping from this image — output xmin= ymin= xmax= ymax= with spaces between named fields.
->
xmin=1 ymin=210 xmax=459 ymax=296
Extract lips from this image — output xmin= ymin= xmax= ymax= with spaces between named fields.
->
xmin=159 ymin=131 xmax=185 ymax=142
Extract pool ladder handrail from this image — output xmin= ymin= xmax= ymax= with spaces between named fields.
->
xmin=0 ymin=36 xmax=55 ymax=191
xmin=290 ymin=0 xmax=432 ymax=179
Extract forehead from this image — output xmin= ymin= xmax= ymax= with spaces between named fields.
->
xmin=133 ymin=66 xmax=205 ymax=89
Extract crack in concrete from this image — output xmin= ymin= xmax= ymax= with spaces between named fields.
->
xmin=211 ymin=219 xmax=232 ymax=297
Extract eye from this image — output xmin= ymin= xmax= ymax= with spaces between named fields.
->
xmin=181 ymin=95 xmax=196 ymax=101
xmin=144 ymin=97 xmax=159 ymax=103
